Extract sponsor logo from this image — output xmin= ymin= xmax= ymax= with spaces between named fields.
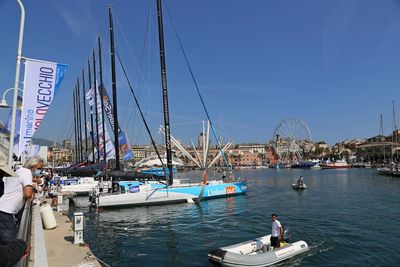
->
xmin=129 ymin=185 xmax=140 ymax=193
xmin=207 ymin=188 xmax=225 ymax=196
xmin=225 ymin=186 xmax=236 ymax=194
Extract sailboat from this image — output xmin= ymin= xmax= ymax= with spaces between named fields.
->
xmin=92 ymin=1 xmax=247 ymax=208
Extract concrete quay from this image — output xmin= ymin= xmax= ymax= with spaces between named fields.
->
xmin=28 ymin=199 xmax=101 ymax=267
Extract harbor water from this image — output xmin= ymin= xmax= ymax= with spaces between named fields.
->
xmin=72 ymin=169 xmax=400 ymax=266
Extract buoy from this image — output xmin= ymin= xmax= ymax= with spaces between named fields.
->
xmin=40 ymin=203 xmax=57 ymax=230
xmin=187 ymin=198 xmax=195 ymax=204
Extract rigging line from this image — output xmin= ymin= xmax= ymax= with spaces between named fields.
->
xmin=112 ymin=17 xmax=141 ymax=130
xmin=163 ymin=1 xmax=230 ymax=170
xmin=116 ymin=49 xmax=167 ymax=176
xmin=113 ymin=7 xmax=158 ymax=126
xmin=56 ymin=89 xmax=75 ymax=143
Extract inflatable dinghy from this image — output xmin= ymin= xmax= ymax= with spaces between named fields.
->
xmin=292 ymin=183 xmax=307 ymax=190
xmin=208 ymin=232 xmax=308 ymax=267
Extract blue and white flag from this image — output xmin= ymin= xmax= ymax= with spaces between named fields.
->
xmin=18 ymin=58 xmax=67 ymax=156
xmin=86 ymin=86 xmax=115 ymax=160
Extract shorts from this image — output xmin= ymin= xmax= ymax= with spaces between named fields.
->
xmin=270 ymin=236 xmax=280 ymax=248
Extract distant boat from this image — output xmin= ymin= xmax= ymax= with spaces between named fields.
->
xmin=320 ymin=159 xmax=351 ymax=169
xmin=291 ymin=160 xmax=320 ymax=169
xmin=292 ymin=183 xmax=307 ymax=190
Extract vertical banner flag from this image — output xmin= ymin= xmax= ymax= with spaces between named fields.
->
xmin=86 ymin=86 xmax=116 ymax=160
xmin=19 ymin=59 xmax=67 ymax=156
xmin=99 ymin=84 xmax=134 ymax=160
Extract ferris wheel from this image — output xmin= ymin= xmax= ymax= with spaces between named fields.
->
xmin=272 ymin=118 xmax=312 ymax=162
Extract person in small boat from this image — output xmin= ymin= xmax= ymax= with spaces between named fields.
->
xmin=297 ymin=176 xmax=304 ymax=186
xmin=271 ymin=213 xmax=283 ymax=249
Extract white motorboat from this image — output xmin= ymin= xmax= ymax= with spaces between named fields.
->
xmin=60 ymin=177 xmax=99 ymax=196
xmin=208 ymin=233 xmax=309 ymax=267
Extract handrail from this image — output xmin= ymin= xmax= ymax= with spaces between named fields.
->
xmin=14 ymin=198 xmax=33 ymax=267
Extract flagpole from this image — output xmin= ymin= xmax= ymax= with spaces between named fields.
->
xmin=8 ymin=0 xmax=25 ymax=167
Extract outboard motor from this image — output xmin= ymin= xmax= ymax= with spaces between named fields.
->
xmin=283 ymin=228 xmax=292 ymax=242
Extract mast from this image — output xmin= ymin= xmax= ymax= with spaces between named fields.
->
xmin=393 ymin=100 xmax=399 ymax=161
xmin=92 ymin=51 xmax=101 ymax=162
xmin=77 ymin=78 xmax=83 ymax=162
xmin=380 ymin=114 xmax=386 ymax=163
xmin=88 ymin=59 xmax=96 ymax=163
xmin=98 ymin=36 xmax=107 ymax=162
xmin=73 ymin=88 xmax=78 ymax=163
xmin=82 ymin=69 xmax=88 ymax=162
xmin=156 ymin=0 xmax=173 ymax=185
xmin=109 ymin=5 xmax=121 ymax=170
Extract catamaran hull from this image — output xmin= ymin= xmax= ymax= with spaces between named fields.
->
xmin=208 ymin=235 xmax=309 ymax=267
xmin=96 ymin=182 xmax=247 ymax=208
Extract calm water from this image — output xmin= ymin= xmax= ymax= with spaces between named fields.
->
xmin=72 ymin=169 xmax=400 ymax=266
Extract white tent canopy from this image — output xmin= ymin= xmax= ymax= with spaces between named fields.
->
xmin=135 ymin=157 xmax=184 ymax=167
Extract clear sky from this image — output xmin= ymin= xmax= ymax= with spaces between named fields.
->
xmin=1 ymin=0 xmax=400 ymax=146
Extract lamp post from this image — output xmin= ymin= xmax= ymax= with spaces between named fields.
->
xmin=0 ymin=87 xmax=23 ymax=108
xmin=8 ymin=0 xmax=25 ymax=167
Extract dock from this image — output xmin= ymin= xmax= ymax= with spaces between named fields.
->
xmin=23 ymin=197 xmax=101 ymax=267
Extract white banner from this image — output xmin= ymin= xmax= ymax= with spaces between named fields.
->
xmin=86 ymin=85 xmax=115 ymax=160
xmin=19 ymin=59 xmax=67 ymax=156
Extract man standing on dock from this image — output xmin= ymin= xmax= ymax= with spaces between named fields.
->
xmin=0 ymin=156 xmax=43 ymax=245
xmin=271 ymin=213 xmax=283 ymax=249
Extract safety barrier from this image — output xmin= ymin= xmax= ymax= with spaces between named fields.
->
xmin=14 ymin=198 xmax=32 ymax=267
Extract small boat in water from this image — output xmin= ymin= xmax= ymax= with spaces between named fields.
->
xmin=292 ymin=183 xmax=307 ymax=190
xmin=320 ymin=159 xmax=351 ymax=169
xmin=208 ymin=232 xmax=309 ymax=267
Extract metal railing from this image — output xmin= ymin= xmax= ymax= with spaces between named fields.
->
xmin=14 ymin=198 xmax=33 ymax=267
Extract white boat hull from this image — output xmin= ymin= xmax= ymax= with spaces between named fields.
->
xmin=208 ymin=234 xmax=309 ymax=267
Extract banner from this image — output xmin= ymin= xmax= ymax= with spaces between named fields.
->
xmin=99 ymin=84 xmax=134 ymax=160
xmin=18 ymin=59 xmax=67 ymax=156
xmin=86 ymin=86 xmax=115 ymax=160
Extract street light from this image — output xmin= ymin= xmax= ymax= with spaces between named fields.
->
xmin=8 ymin=0 xmax=25 ymax=167
xmin=0 ymin=87 xmax=23 ymax=108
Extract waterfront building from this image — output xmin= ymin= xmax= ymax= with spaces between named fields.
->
xmin=63 ymin=139 xmax=72 ymax=150
xmin=130 ymin=145 xmax=148 ymax=160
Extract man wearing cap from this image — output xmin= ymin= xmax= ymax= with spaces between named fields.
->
xmin=0 ymin=156 xmax=44 ymax=245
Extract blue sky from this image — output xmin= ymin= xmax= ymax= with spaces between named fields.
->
xmin=1 ymin=0 xmax=400 ymax=146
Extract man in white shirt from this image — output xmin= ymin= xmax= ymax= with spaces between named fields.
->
xmin=271 ymin=213 xmax=283 ymax=249
xmin=0 ymin=156 xmax=44 ymax=245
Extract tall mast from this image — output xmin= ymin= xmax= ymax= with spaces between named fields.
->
xmin=98 ymin=36 xmax=107 ymax=162
xmin=92 ymin=51 xmax=101 ymax=162
xmin=109 ymin=5 xmax=120 ymax=170
xmin=393 ymin=100 xmax=399 ymax=161
xmin=156 ymin=0 xmax=173 ymax=185
xmin=77 ymin=78 xmax=83 ymax=162
xmin=88 ymin=59 xmax=96 ymax=163
xmin=380 ymin=114 xmax=386 ymax=163
xmin=73 ymin=88 xmax=78 ymax=163
xmin=82 ymin=69 xmax=88 ymax=162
